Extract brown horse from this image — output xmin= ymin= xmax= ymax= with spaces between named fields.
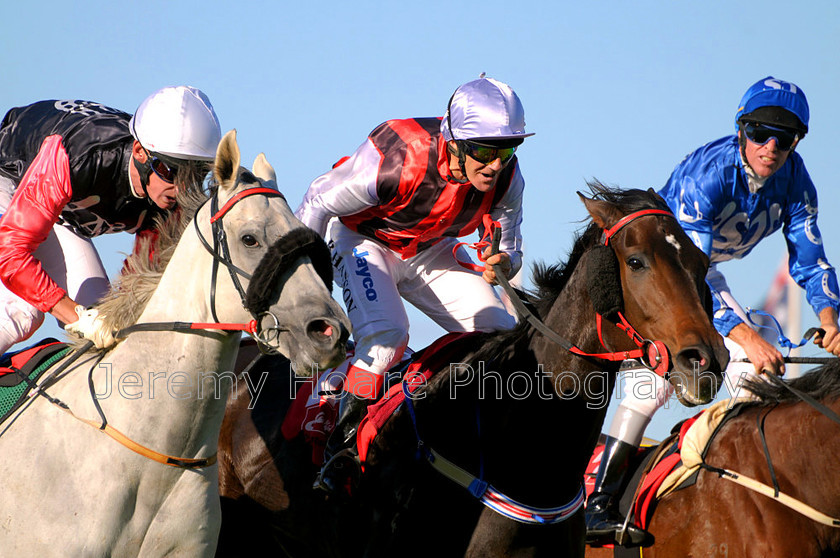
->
xmin=215 ymin=184 xmax=729 ymax=558
xmin=587 ymin=360 xmax=840 ymax=558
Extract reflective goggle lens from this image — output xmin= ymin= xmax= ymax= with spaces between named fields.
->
xmin=150 ymin=157 xmax=179 ymax=183
xmin=462 ymin=142 xmax=517 ymax=165
xmin=743 ymin=122 xmax=799 ymax=151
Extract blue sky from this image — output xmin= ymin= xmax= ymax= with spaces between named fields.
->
xmin=4 ymin=0 xmax=839 ymax=438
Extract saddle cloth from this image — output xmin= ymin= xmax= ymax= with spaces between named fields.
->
xmin=632 ymin=398 xmax=745 ymax=529
xmin=356 ymin=332 xmax=478 ymax=467
xmin=584 ymin=398 xmax=744 ymax=536
xmin=0 ymin=338 xmax=70 ymax=426
xmin=279 ymin=350 xmax=355 ymax=465
xmin=280 ymin=331 xmax=478 ymax=466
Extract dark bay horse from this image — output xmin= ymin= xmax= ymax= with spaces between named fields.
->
xmin=216 ymin=184 xmax=730 ymax=557
xmin=587 ymin=360 xmax=840 ymax=558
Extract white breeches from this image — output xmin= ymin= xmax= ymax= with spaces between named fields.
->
xmin=328 ymin=220 xmax=516 ymax=378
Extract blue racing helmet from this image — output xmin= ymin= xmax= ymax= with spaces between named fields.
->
xmin=735 ymin=76 xmax=809 ymax=134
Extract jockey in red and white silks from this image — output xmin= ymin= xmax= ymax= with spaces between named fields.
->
xmin=297 ymin=77 xmax=533 ymax=401
xmin=296 ymin=117 xmax=523 ymax=396
xmin=0 ymin=87 xmax=221 ymax=353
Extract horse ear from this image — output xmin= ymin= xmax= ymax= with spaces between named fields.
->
xmin=647 ymin=187 xmax=670 ymax=207
xmin=252 ymin=153 xmax=278 ymax=189
xmin=578 ymin=191 xmax=623 ymax=230
xmin=214 ymin=129 xmax=241 ymax=189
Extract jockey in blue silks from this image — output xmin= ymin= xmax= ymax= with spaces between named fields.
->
xmin=585 ymin=76 xmax=840 ymax=549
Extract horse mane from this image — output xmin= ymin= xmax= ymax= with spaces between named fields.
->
xmin=471 ymin=180 xmax=670 ymax=362
xmin=742 ymin=360 xmax=840 ymax=405
xmin=95 ymin=186 xmax=210 ymax=333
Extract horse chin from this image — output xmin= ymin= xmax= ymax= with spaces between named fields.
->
xmin=288 ymin=350 xmax=346 ymax=378
xmin=668 ymin=370 xmax=722 ymax=407
xmin=272 ymin=332 xmax=347 ymax=378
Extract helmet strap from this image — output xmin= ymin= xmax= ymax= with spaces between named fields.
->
xmin=132 ymin=153 xmax=156 ymax=206
xmin=447 ymin=141 xmax=470 ymax=184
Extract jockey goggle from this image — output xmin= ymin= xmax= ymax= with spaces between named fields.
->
xmin=742 ymin=122 xmax=800 ymax=151
xmin=145 ymin=150 xmax=180 ymax=183
xmin=461 ymin=140 xmax=517 ymax=166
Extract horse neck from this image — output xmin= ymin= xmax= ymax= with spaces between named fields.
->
xmin=518 ymin=257 xmax=621 ymax=475
xmin=538 ymin=258 xmax=621 ymax=377
xmin=94 ymin=219 xmax=243 ymax=457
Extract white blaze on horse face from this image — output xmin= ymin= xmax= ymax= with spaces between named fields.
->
xmin=665 ymin=234 xmax=682 ymax=252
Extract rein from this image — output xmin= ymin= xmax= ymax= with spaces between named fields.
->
xmin=32 ymin=185 xmax=318 ymax=469
xmin=489 ymin=209 xmax=672 ymax=376
xmin=699 ymin=374 xmax=840 ymax=527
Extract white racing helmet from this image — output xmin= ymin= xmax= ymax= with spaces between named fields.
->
xmin=441 ymin=75 xmax=534 ymax=143
xmin=129 ymin=86 xmax=221 ymax=161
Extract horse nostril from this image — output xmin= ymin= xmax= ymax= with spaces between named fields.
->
xmin=677 ymin=347 xmax=710 ymax=371
xmin=307 ymin=319 xmax=336 ymax=343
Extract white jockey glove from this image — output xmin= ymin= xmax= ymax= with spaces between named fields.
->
xmin=64 ymin=305 xmax=117 ymax=349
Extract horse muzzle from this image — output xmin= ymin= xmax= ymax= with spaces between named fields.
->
xmin=668 ymin=343 xmax=729 ymax=406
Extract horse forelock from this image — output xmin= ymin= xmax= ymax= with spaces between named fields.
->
xmin=743 ymin=360 xmax=840 ymax=406
xmin=586 ymin=180 xmax=670 ymax=214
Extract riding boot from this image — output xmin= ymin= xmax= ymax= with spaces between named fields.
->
xmin=313 ymin=392 xmax=371 ymax=494
xmin=585 ymin=435 xmax=654 ymax=548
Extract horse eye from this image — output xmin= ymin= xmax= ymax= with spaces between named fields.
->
xmin=241 ymin=234 xmax=259 ymax=248
xmin=627 ymin=257 xmax=644 ymax=271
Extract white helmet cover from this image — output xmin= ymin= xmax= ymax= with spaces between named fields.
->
xmin=441 ymin=76 xmax=534 ymax=142
xmin=129 ymin=86 xmax=221 ymax=161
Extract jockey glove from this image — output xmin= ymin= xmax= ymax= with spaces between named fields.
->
xmin=65 ymin=305 xmax=117 ymax=350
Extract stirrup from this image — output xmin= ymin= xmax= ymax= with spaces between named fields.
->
xmin=615 ymin=510 xmax=654 ymax=547
xmin=312 ymin=448 xmax=359 ymax=493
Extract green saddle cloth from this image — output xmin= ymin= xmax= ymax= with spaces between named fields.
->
xmin=0 ymin=339 xmax=70 ymax=426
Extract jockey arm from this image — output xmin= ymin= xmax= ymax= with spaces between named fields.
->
xmin=782 ymin=172 xmax=840 ymax=356
xmin=0 ymin=135 xmax=80 ymax=325
xmin=481 ymin=166 xmax=525 ymax=284
xmin=668 ymin=171 xmax=785 ymax=374
xmin=294 ymin=139 xmax=380 ymax=237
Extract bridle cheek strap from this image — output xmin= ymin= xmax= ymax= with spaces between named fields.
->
xmin=488 ymin=207 xmax=672 ymax=375
xmin=593 ymin=208 xmax=673 ymax=376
